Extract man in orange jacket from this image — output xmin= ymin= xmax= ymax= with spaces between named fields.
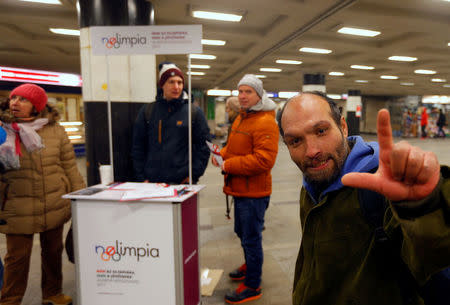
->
xmin=212 ymin=74 xmax=279 ymax=304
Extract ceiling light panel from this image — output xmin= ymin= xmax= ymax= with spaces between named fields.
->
xmin=414 ymin=69 xmax=436 ymax=74
xmin=192 ymin=11 xmax=242 ymax=22
xmin=299 ymin=47 xmax=332 ymax=54
xmin=207 ymin=89 xmax=231 ymax=96
xmin=20 ymin=0 xmax=61 ymax=4
xmin=337 ymin=27 xmax=380 ymax=37
xmin=388 ymin=56 xmax=418 ymax=62
xmin=201 ymin=39 xmax=226 ymax=46
xmin=355 ymin=80 xmax=369 ymax=83
xmin=351 ymin=65 xmax=375 ymax=70
xmin=187 ymin=71 xmax=205 ymax=75
xmin=329 ymin=72 xmax=344 ymax=76
xmin=260 ymin=68 xmax=282 ymax=72
xmin=431 ymin=78 xmax=446 ymax=82
xmin=190 ymin=64 xmax=210 ymax=69
xmin=380 ymin=75 xmax=399 ymax=79
xmin=254 ymin=75 xmax=267 ymax=78
xmin=50 ymin=28 xmax=80 ymax=36
xmin=400 ymin=82 xmax=414 ymax=86
xmin=275 ymin=59 xmax=302 ymax=65
xmin=189 ymin=54 xmax=216 ymax=60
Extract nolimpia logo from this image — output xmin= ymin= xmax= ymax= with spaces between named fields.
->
xmin=95 ymin=240 xmax=159 ymax=262
xmin=102 ymin=33 xmax=147 ymax=49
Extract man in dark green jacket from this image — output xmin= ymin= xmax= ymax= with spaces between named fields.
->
xmin=278 ymin=91 xmax=449 ymax=305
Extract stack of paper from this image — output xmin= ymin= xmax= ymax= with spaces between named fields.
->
xmin=109 ymin=183 xmax=186 ymax=201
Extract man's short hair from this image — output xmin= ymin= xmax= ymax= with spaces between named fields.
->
xmin=277 ymin=91 xmax=342 ymax=138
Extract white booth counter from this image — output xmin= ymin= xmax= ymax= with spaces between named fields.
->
xmin=63 ymin=183 xmax=204 ymax=305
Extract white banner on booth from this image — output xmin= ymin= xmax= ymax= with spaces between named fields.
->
xmin=90 ymin=25 xmax=202 ymax=55
xmin=76 ymin=201 xmax=177 ymax=305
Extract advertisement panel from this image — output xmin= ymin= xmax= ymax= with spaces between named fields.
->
xmin=90 ymin=25 xmax=202 ymax=55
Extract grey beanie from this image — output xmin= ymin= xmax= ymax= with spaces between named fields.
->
xmin=238 ymin=74 xmax=264 ymax=98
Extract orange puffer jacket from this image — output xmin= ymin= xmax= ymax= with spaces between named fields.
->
xmin=221 ymin=108 xmax=279 ymax=198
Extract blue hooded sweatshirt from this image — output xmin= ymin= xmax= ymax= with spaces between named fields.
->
xmin=304 ymin=136 xmax=379 ymax=204
xmin=0 ymin=126 xmax=5 ymax=145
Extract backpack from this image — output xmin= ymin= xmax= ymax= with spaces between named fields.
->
xmin=358 ymin=188 xmax=450 ymax=305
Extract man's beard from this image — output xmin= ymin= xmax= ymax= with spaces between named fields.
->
xmin=299 ymin=134 xmax=349 ymax=188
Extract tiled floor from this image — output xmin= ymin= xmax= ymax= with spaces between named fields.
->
xmin=1 ymin=135 xmax=448 ymax=305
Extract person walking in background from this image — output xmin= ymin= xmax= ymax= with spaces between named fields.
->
xmin=0 ymin=83 xmax=85 ymax=305
xmin=131 ymin=62 xmax=210 ymax=184
xmin=421 ymin=106 xmax=429 ymax=138
xmin=278 ymin=92 xmax=449 ymax=305
xmin=223 ymin=96 xmax=240 ymax=146
xmin=437 ymin=109 xmax=446 ymax=138
xmin=212 ymin=74 xmax=279 ymax=304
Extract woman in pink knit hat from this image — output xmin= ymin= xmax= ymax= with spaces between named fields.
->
xmin=0 ymin=83 xmax=85 ymax=305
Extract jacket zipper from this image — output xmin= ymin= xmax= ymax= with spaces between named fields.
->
xmin=158 ymin=120 xmax=162 ymax=144
xmin=40 ymin=151 xmax=47 ymax=229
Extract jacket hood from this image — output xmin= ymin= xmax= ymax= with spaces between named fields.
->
xmin=304 ymin=135 xmax=379 ymax=203
xmin=249 ymin=91 xmax=277 ymax=112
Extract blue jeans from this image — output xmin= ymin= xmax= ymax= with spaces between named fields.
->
xmin=234 ymin=196 xmax=269 ymax=289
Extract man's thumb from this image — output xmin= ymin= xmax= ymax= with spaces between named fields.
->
xmin=341 ymin=172 xmax=379 ymax=191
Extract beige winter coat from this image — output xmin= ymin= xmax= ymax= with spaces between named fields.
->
xmin=0 ymin=106 xmax=85 ymax=234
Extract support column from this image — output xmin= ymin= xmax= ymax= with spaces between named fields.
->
xmin=302 ymin=73 xmax=326 ymax=93
xmin=346 ymin=90 xmax=362 ymax=136
xmin=78 ymin=0 xmax=156 ymax=185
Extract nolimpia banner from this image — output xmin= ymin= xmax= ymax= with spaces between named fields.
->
xmin=90 ymin=25 xmax=202 ymax=55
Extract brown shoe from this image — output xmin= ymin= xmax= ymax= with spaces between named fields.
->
xmin=42 ymin=294 xmax=72 ymax=305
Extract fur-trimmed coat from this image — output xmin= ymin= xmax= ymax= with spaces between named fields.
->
xmin=0 ymin=104 xmax=85 ymax=234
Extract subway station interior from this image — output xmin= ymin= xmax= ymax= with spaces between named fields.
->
xmin=0 ymin=0 xmax=449 ymax=304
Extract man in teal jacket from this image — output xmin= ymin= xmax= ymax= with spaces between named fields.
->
xmin=278 ymin=92 xmax=449 ymax=305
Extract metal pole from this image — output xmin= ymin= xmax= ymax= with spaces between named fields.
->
xmin=106 ymin=55 xmax=114 ymax=179
xmin=188 ymin=55 xmax=192 ymax=186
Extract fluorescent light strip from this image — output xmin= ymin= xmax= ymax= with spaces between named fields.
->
xmin=431 ymin=78 xmax=446 ymax=82
xmin=327 ymin=94 xmax=342 ymax=99
xmin=400 ymin=82 xmax=414 ymax=86
xmin=190 ymin=64 xmax=210 ymax=69
xmin=187 ymin=71 xmax=205 ymax=76
xmin=355 ymin=80 xmax=369 ymax=83
xmin=337 ymin=27 xmax=380 ymax=37
xmin=207 ymin=89 xmax=231 ymax=96
xmin=329 ymin=72 xmax=344 ymax=76
xmin=20 ymin=0 xmax=61 ymax=4
xmin=201 ymin=39 xmax=226 ymax=46
xmin=299 ymin=47 xmax=332 ymax=54
xmin=65 ymin=127 xmax=79 ymax=132
xmin=388 ymin=56 xmax=417 ymax=62
xmin=69 ymin=135 xmax=82 ymax=140
xmin=260 ymin=68 xmax=282 ymax=72
xmin=59 ymin=122 xmax=83 ymax=126
xmin=50 ymin=28 xmax=80 ymax=36
xmin=189 ymin=54 xmax=216 ymax=60
xmin=380 ymin=75 xmax=399 ymax=80
xmin=192 ymin=11 xmax=242 ymax=22
xmin=351 ymin=65 xmax=375 ymax=70
xmin=276 ymin=59 xmax=302 ymax=65
xmin=415 ymin=69 xmax=436 ymax=75
xmin=254 ymin=75 xmax=267 ymax=78
xmin=443 ymin=84 xmax=450 ymax=88
xmin=232 ymin=90 xmax=239 ymax=96
xmin=279 ymin=92 xmax=299 ymax=99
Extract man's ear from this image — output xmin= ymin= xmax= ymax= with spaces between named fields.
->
xmin=340 ymin=116 xmax=348 ymax=137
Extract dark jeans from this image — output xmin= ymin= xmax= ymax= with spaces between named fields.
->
xmin=421 ymin=125 xmax=427 ymax=138
xmin=234 ymin=196 xmax=270 ymax=289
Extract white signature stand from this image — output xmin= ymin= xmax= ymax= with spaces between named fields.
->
xmin=64 ymin=184 xmax=204 ymax=305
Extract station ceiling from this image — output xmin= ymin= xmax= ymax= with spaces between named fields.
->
xmin=0 ymin=0 xmax=449 ymax=96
